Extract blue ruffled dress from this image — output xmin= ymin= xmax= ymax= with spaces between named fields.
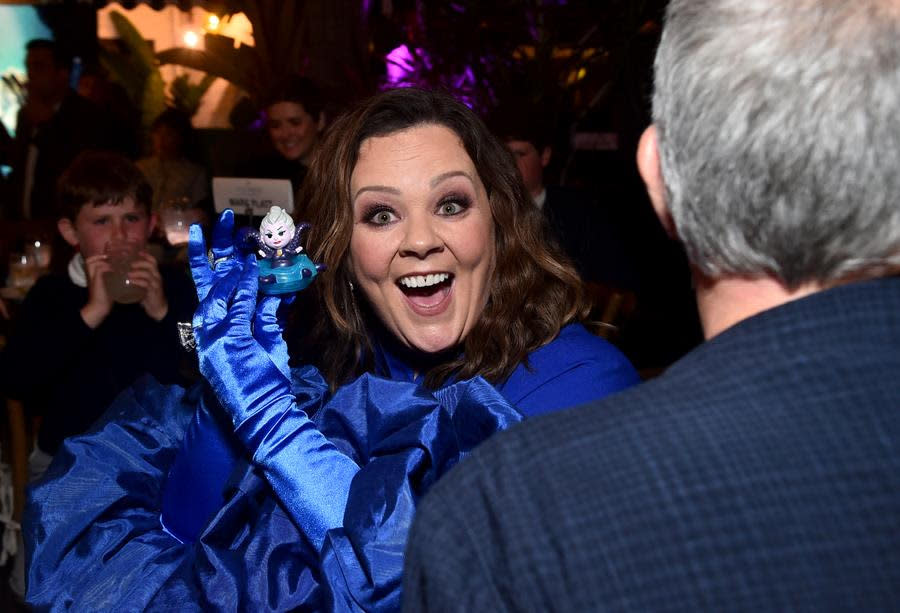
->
xmin=25 ymin=324 xmax=637 ymax=611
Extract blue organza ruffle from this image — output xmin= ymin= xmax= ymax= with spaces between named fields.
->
xmin=25 ymin=371 xmax=522 ymax=611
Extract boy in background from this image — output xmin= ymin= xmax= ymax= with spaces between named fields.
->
xmin=1 ymin=150 xmax=197 ymax=478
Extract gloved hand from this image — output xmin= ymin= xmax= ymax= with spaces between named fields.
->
xmin=192 ymin=252 xmax=359 ymax=550
xmin=188 ymin=209 xmax=243 ymax=304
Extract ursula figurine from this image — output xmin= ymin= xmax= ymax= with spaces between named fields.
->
xmin=248 ymin=205 xmax=323 ymax=294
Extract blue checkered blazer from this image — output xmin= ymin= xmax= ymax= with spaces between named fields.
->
xmin=404 ymin=276 xmax=900 ymax=612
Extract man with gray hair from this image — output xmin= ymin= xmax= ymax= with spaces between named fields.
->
xmin=402 ymin=0 xmax=900 ymax=609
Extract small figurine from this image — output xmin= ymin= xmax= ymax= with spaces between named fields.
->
xmin=248 ymin=205 xmax=325 ymax=295
xmin=253 ymin=206 xmax=305 ymax=262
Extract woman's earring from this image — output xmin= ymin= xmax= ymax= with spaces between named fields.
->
xmin=348 ymin=280 xmax=355 ymax=292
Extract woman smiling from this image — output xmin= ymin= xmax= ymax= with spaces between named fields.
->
xmin=350 ymin=125 xmax=495 ymax=354
xmin=238 ymin=75 xmax=326 ymax=194
xmin=303 ymin=89 xmax=637 ymax=410
xmin=24 ymin=89 xmax=637 ymax=611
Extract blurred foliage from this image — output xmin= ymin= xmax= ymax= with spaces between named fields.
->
xmin=169 ymin=72 xmax=217 ymax=116
xmin=136 ymin=0 xmax=662 ymax=134
xmin=1 ymin=73 xmax=26 ymax=106
xmin=101 ymin=10 xmax=166 ymax=132
xmin=369 ymin=0 xmax=665 ymax=184
xmin=379 ymin=0 xmax=664 ymax=120
xmin=101 ymin=10 xmax=216 ymax=126
xmin=157 ymin=0 xmax=372 ymax=114
xmin=0 ymin=72 xmax=26 ymax=137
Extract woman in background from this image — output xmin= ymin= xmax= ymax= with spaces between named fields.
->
xmin=238 ymin=75 xmax=326 ymax=193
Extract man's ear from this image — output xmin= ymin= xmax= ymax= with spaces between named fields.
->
xmin=637 ymin=124 xmax=677 ymax=238
xmin=57 ymin=218 xmax=80 ymax=248
xmin=147 ymin=212 xmax=158 ymax=236
xmin=316 ymin=111 xmax=326 ymax=132
xmin=540 ymin=146 xmax=552 ymax=169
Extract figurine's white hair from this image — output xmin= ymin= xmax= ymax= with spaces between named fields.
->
xmin=261 ymin=206 xmax=294 ymax=233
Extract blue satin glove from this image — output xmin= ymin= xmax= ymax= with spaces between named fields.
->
xmin=254 ymin=293 xmax=293 ymax=379
xmin=188 ymin=208 xmax=244 ymax=302
xmin=193 ymin=254 xmax=360 ymax=550
xmin=160 ymin=211 xmax=249 ymax=543
xmin=160 ymin=212 xmax=296 ymax=544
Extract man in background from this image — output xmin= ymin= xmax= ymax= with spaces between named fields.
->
xmin=404 ymin=0 xmax=900 ymax=609
xmin=492 ymin=108 xmax=637 ymax=291
xmin=7 ymin=39 xmax=113 ymax=220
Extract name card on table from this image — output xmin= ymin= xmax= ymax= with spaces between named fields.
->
xmin=212 ymin=177 xmax=294 ymax=216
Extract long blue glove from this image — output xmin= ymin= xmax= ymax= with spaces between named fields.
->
xmin=161 ymin=211 xmax=249 ymax=543
xmin=193 ymin=250 xmax=360 ymax=551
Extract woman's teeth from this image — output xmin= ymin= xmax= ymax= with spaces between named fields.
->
xmin=399 ymin=273 xmax=450 ymax=289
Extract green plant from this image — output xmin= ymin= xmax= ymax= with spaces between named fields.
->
xmin=155 ymin=0 xmax=374 ymax=110
xmin=169 ymin=73 xmax=217 ymax=116
xmin=386 ymin=0 xmax=661 ymax=117
xmin=1 ymin=72 xmax=26 ymax=106
xmin=100 ymin=10 xmax=217 ymax=124
xmin=100 ymin=10 xmax=166 ymax=133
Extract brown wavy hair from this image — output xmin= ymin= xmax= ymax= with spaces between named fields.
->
xmin=296 ymin=87 xmax=590 ymax=388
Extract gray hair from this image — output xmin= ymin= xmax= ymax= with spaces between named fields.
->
xmin=653 ymin=0 xmax=900 ymax=287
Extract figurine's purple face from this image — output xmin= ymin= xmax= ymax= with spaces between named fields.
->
xmin=261 ymin=219 xmax=294 ymax=249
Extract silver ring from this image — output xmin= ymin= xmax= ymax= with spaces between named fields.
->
xmin=207 ymin=250 xmax=233 ymax=270
xmin=177 ymin=322 xmax=196 ymax=352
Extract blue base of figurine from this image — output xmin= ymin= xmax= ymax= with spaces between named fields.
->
xmin=258 ymin=254 xmax=318 ymax=295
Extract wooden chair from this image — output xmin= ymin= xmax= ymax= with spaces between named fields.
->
xmin=6 ymin=398 xmax=29 ymax=524
xmin=1 ymin=299 xmax=43 ymax=527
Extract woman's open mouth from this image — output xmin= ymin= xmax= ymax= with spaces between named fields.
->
xmin=397 ymin=273 xmax=453 ymax=315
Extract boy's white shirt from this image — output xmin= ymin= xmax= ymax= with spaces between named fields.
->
xmin=68 ymin=253 xmax=87 ymax=288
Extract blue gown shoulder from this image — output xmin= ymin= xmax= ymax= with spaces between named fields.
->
xmin=497 ymin=323 xmax=640 ymax=417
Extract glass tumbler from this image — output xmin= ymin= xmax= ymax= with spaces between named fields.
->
xmin=161 ymin=197 xmax=192 ymax=246
xmin=104 ymin=240 xmax=147 ymax=304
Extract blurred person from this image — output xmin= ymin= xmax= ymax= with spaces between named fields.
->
xmin=492 ymin=106 xmax=637 ymax=291
xmin=0 ymin=149 xmax=197 ymax=470
xmin=238 ymin=75 xmax=326 ymax=194
xmin=24 ymin=88 xmax=638 ymax=611
xmin=405 ymin=1 xmax=900 ymax=610
xmin=7 ymin=39 xmax=116 ymax=221
xmin=77 ymin=60 xmax=141 ymax=158
xmin=137 ymin=107 xmax=209 ymax=211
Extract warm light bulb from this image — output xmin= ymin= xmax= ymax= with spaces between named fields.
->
xmin=207 ymin=15 xmax=220 ymax=31
xmin=33 ymin=240 xmax=41 ymax=248
xmin=183 ymin=31 xmax=199 ymax=48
